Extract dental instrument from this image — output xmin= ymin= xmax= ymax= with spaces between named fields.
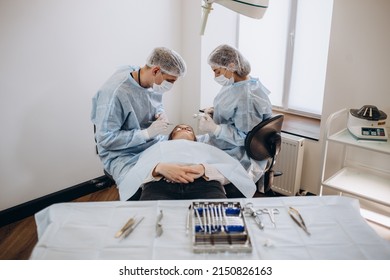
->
xmin=115 ymin=215 xmax=136 ymax=238
xmin=123 ymin=216 xmax=144 ymax=238
xmin=155 ymin=210 xmax=163 ymax=237
xmin=194 ymin=206 xmax=204 ymax=232
xmin=244 ymin=203 xmax=264 ymax=230
xmin=261 ymin=208 xmax=279 ymax=227
xmin=288 ymin=207 xmax=310 ymax=236
xmin=186 ymin=205 xmax=191 ymax=236
xmin=192 ymin=113 xmax=205 ymax=119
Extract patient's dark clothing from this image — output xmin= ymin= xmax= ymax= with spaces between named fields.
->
xmin=139 ymin=177 xmax=227 ymax=200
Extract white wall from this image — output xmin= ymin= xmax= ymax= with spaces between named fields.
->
xmin=298 ymin=0 xmax=390 ymax=195
xmin=323 ymin=0 xmax=390 ymax=119
xmin=178 ymin=0 xmax=202 ymax=129
xmin=0 ymin=0 xmax=183 ymax=210
xmin=200 ymin=5 xmax=238 ymax=112
xmin=180 ymin=3 xmax=239 ymax=131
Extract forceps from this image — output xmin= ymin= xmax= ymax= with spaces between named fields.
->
xmin=288 ymin=207 xmax=310 ymax=236
xmin=244 ymin=203 xmax=264 ymax=230
xmin=115 ymin=216 xmax=144 ymax=239
xmin=155 ymin=210 xmax=163 ymax=237
xmin=115 ymin=215 xmax=135 ymax=238
xmin=261 ymin=208 xmax=280 ymax=227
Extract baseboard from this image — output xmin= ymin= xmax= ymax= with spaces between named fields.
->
xmin=0 ymin=175 xmax=113 ymax=228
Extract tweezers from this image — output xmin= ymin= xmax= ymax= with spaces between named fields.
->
xmin=115 ymin=216 xmax=135 ymax=238
xmin=123 ymin=217 xmax=144 ymax=238
xmin=288 ymin=207 xmax=310 ymax=236
xmin=156 ymin=210 xmax=163 ymax=237
xmin=115 ymin=216 xmax=144 ymax=238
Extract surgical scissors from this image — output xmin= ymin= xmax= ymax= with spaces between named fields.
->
xmin=244 ymin=203 xmax=264 ymax=230
xmin=261 ymin=208 xmax=279 ymax=227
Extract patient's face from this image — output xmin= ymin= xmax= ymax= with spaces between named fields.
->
xmin=169 ymin=125 xmax=196 ymax=141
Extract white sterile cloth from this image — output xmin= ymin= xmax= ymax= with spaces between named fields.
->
xmin=118 ymin=140 xmax=257 ymax=200
xmin=30 ymin=196 xmax=390 ymax=260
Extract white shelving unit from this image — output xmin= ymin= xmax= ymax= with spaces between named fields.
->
xmin=320 ymin=108 xmax=390 ymax=226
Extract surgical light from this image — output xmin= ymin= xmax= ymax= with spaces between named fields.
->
xmin=200 ymin=0 xmax=269 ymax=35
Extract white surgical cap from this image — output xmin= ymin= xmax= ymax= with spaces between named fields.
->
xmin=146 ymin=47 xmax=187 ymax=77
xmin=208 ymin=44 xmax=251 ymax=77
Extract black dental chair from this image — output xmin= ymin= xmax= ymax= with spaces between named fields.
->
xmin=245 ymin=114 xmax=284 ymax=194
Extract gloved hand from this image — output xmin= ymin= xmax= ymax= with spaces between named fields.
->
xmin=143 ymin=119 xmax=168 ymax=139
xmin=199 ymin=114 xmax=221 ymax=135
xmin=203 ymin=107 xmax=214 ymax=117
xmin=155 ymin=112 xmax=169 ymax=123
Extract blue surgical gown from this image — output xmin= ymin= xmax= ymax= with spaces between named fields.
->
xmin=207 ymin=77 xmax=273 ymax=182
xmin=91 ymin=65 xmax=165 ymax=184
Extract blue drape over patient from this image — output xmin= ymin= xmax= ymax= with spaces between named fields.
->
xmin=118 ymin=140 xmax=257 ymax=200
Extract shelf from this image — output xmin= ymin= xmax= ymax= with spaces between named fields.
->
xmin=321 ymin=109 xmax=390 ymax=227
xmin=323 ymin=167 xmax=390 ymax=207
xmin=328 ymin=129 xmax=390 ymax=154
xmin=360 ymin=208 xmax=390 ymax=229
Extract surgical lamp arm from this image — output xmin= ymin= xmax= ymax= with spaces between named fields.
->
xmin=200 ymin=1 xmax=213 ymax=35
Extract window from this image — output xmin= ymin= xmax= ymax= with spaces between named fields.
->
xmin=238 ymin=0 xmax=333 ymax=118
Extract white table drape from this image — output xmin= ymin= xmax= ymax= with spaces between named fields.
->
xmin=30 ymin=196 xmax=390 ymax=260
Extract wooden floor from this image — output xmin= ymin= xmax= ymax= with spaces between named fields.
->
xmin=0 ymin=185 xmax=120 ymax=260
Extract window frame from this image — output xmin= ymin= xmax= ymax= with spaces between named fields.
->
xmin=238 ymin=0 xmax=333 ymax=120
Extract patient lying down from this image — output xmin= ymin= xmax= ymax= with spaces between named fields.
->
xmin=117 ymin=124 xmax=256 ymax=201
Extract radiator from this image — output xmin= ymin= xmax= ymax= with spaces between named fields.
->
xmin=271 ymin=132 xmax=305 ymax=196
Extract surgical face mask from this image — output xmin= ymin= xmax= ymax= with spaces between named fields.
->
xmin=152 ymin=72 xmax=174 ymax=93
xmin=153 ymin=80 xmax=173 ymax=93
xmin=214 ymin=74 xmax=234 ymax=86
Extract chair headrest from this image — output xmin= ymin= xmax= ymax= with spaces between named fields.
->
xmin=245 ymin=114 xmax=284 ymax=161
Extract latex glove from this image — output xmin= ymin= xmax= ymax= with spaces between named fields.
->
xmin=203 ymin=107 xmax=214 ymax=116
xmin=199 ymin=114 xmax=220 ymax=135
xmin=155 ymin=112 xmax=169 ymax=123
xmin=143 ymin=119 xmax=168 ymax=139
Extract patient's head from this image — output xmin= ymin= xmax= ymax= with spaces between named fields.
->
xmin=168 ymin=124 xmax=197 ymax=141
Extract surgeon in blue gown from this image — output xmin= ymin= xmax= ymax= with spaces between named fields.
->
xmin=199 ymin=44 xmax=272 ymax=197
xmin=91 ymin=47 xmax=186 ymax=198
